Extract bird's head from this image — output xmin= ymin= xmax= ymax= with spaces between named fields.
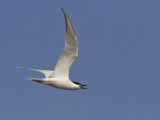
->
xmin=73 ymin=81 xmax=87 ymax=89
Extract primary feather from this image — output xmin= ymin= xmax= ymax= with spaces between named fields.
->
xmin=53 ymin=9 xmax=78 ymax=78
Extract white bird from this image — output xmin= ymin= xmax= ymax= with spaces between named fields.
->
xmin=17 ymin=9 xmax=87 ymax=90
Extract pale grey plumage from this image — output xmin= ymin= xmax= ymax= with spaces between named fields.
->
xmin=53 ymin=9 xmax=78 ymax=78
xmin=16 ymin=9 xmax=87 ymax=90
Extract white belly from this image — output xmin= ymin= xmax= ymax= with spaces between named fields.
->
xmin=44 ymin=78 xmax=80 ymax=90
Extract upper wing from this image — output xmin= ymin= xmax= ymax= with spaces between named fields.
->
xmin=53 ymin=9 xmax=78 ymax=78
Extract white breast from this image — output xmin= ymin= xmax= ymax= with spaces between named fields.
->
xmin=45 ymin=78 xmax=81 ymax=90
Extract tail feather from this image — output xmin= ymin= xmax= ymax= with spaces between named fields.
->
xmin=28 ymin=78 xmax=45 ymax=83
xmin=16 ymin=67 xmax=54 ymax=78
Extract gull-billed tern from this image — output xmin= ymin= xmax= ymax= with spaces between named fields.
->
xmin=17 ymin=9 xmax=87 ymax=90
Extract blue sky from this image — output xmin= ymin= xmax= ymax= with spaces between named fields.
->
xmin=0 ymin=0 xmax=160 ymax=120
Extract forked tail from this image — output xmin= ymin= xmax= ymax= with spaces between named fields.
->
xmin=28 ymin=78 xmax=45 ymax=83
xmin=16 ymin=67 xmax=54 ymax=78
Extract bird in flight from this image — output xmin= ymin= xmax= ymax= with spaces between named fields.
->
xmin=17 ymin=9 xmax=87 ymax=90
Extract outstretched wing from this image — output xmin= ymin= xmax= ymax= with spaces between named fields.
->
xmin=53 ymin=9 xmax=78 ymax=78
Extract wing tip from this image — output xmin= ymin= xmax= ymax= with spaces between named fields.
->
xmin=61 ymin=8 xmax=64 ymax=12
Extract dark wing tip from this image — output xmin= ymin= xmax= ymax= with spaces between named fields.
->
xmin=61 ymin=8 xmax=64 ymax=12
